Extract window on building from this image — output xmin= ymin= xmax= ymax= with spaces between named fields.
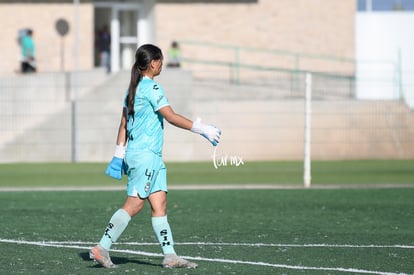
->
xmin=358 ymin=0 xmax=414 ymax=11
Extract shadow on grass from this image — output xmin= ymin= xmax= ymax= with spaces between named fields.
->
xmin=79 ymin=252 xmax=161 ymax=268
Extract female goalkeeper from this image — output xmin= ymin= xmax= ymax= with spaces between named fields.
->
xmin=89 ymin=44 xmax=221 ymax=269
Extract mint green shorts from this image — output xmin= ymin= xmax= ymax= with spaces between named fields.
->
xmin=125 ymin=151 xmax=167 ymax=199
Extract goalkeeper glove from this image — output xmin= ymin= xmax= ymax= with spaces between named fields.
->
xmin=105 ymin=144 xmax=126 ymax=180
xmin=191 ymin=118 xmax=222 ymax=146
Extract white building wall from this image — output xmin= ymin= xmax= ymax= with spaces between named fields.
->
xmin=356 ymin=12 xmax=414 ymax=109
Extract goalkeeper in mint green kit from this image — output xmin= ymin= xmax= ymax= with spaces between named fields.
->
xmin=89 ymin=44 xmax=221 ymax=269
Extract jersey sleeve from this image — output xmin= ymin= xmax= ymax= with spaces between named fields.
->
xmin=148 ymin=82 xmax=170 ymax=111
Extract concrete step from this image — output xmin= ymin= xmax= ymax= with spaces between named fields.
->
xmin=1 ymin=69 xmax=413 ymax=162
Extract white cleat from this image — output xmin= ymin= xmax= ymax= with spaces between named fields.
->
xmin=89 ymin=244 xmax=118 ymax=268
xmin=162 ymin=254 xmax=198 ymax=268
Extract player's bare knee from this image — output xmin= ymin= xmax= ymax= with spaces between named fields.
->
xmin=151 ymin=207 xmax=167 ymax=217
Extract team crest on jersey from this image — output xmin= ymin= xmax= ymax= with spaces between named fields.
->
xmin=144 ymin=182 xmax=151 ymax=193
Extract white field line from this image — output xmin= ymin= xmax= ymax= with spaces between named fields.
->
xmin=41 ymin=241 xmax=414 ymax=249
xmin=0 ymin=183 xmax=413 ymax=192
xmin=0 ymin=239 xmax=412 ymax=275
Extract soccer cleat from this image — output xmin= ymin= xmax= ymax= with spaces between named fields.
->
xmin=89 ymin=244 xmax=118 ymax=268
xmin=162 ymin=254 xmax=198 ymax=269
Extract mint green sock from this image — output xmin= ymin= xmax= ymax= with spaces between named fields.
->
xmin=152 ymin=216 xmax=176 ymax=255
xmin=99 ymin=209 xmax=131 ymax=251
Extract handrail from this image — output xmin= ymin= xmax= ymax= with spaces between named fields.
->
xmin=181 ymin=57 xmax=355 ymax=80
xmin=178 ymin=39 xmax=356 ymax=85
xmin=178 ymin=39 xmax=356 ymax=63
xmin=177 ymin=40 xmax=403 ymax=101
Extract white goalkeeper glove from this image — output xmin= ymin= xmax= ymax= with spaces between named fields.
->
xmin=191 ymin=118 xmax=222 ymax=146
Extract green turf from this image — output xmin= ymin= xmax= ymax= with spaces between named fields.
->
xmin=0 ymin=160 xmax=413 ymax=273
xmin=0 ymin=160 xmax=413 ymax=187
xmin=0 ymin=189 xmax=413 ymax=274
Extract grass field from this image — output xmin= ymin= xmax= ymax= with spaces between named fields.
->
xmin=0 ymin=161 xmax=413 ymax=274
xmin=1 ymin=160 xmax=414 ymax=187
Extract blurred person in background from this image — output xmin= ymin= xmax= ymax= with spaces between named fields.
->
xmin=21 ymin=29 xmax=36 ymax=73
xmin=166 ymin=41 xmax=182 ymax=68
xmin=97 ymin=25 xmax=111 ymax=73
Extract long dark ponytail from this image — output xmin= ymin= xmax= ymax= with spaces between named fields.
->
xmin=126 ymin=44 xmax=163 ymax=116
